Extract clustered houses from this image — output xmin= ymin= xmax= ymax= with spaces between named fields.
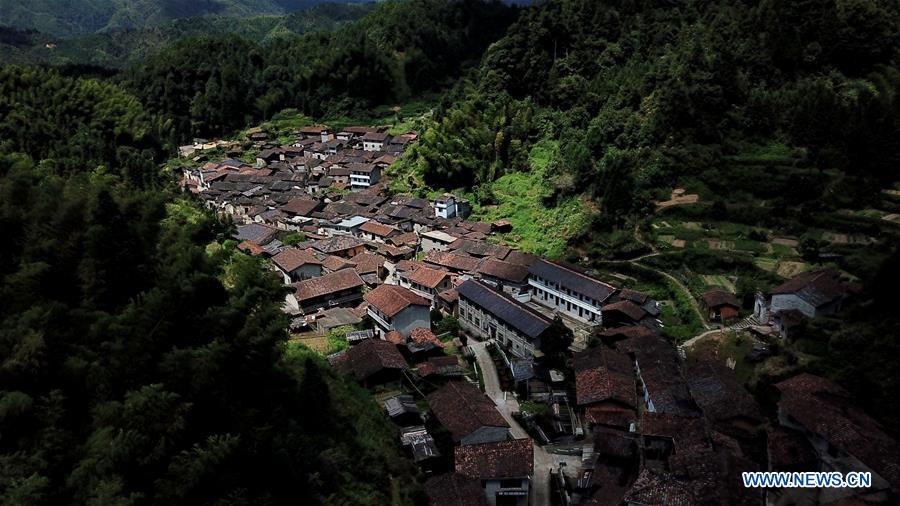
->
xmin=181 ymin=123 xmax=891 ymax=506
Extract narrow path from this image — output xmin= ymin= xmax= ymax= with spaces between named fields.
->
xmin=470 ymin=340 xmax=553 ymax=506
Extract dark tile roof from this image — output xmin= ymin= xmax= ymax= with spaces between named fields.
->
xmin=702 ymin=289 xmax=739 ymax=309
xmin=602 ymin=300 xmax=647 ymax=322
xmin=476 ymin=258 xmax=529 ymax=283
xmin=776 ymin=373 xmax=900 ymax=491
xmin=426 ymin=381 xmax=508 ymax=442
xmin=423 ymin=250 xmax=482 ymax=273
xmin=281 ymin=197 xmax=320 ymax=216
xmin=424 ymin=473 xmax=487 ymax=506
xmin=336 ymin=338 xmax=407 ymax=381
xmin=291 ymin=269 xmax=364 ymax=302
xmin=455 ymin=439 xmax=534 ymax=480
xmin=234 ymin=223 xmax=279 ymax=245
xmin=458 ymin=280 xmax=552 ymax=340
xmin=529 ymin=259 xmax=616 ymax=302
xmin=771 ymin=268 xmax=852 ymax=308
xmin=309 ymin=236 xmax=364 ymax=254
xmin=364 ymin=284 xmax=429 ymax=317
xmin=685 ymin=351 xmax=762 ymax=426
xmin=573 ymin=347 xmax=636 ymax=407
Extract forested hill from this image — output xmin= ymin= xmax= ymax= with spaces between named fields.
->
xmin=121 ymin=0 xmax=518 ymax=142
xmin=0 ymin=65 xmax=423 ymax=505
xmin=401 ymin=0 xmax=900 ymax=214
xmin=0 ymin=3 xmax=375 ymax=68
xmin=0 ymin=0 xmax=373 ymax=38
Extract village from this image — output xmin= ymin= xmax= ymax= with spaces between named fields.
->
xmin=178 ymin=123 xmax=900 ymax=506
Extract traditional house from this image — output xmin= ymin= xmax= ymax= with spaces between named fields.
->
xmin=426 ymin=381 xmax=510 ymax=443
xmin=775 ymin=374 xmax=900 ymax=500
xmin=287 ymin=269 xmax=364 ymax=314
xmin=347 ymin=163 xmax=381 ymax=190
xmin=332 ymin=338 xmax=408 ymax=387
xmin=702 ymin=289 xmax=741 ymax=322
xmin=364 ymin=284 xmax=431 ymax=338
xmin=421 ymin=230 xmax=458 ymax=253
xmin=358 ymin=220 xmax=401 ymax=243
xmin=759 ymin=269 xmax=856 ymax=320
xmin=573 ymin=346 xmax=637 ymax=431
xmin=362 ymin=131 xmax=390 ymax=151
xmin=400 ymin=266 xmax=453 ymax=301
xmin=455 ymin=439 xmax=534 ymax=506
xmin=601 ymin=300 xmax=649 ymax=327
xmin=457 ymin=280 xmax=553 ymax=359
xmin=425 ymin=473 xmax=488 ymax=506
xmin=434 ymin=194 xmax=459 ymax=219
xmin=528 ymin=259 xmax=615 ymax=325
xmin=270 ymin=247 xmax=323 ymax=283
xmin=309 ymin=236 xmax=366 ymax=258
xmin=475 ymin=259 xmax=530 ymax=295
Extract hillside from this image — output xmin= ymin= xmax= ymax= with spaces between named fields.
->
xmin=390 ymin=0 xmax=900 ymax=434
xmin=0 ymin=3 xmax=374 ymax=68
xmin=0 ymin=0 xmax=372 ymax=38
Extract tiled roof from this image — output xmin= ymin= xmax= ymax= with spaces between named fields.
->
xmin=702 ymin=289 xmax=739 ymax=309
xmin=476 ymin=258 xmax=529 ymax=283
xmin=359 ymin=220 xmax=399 ymax=237
xmin=409 ymin=327 xmax=443 ymax=348
xmin=271 ymin=247 xmax=322 ymax=273
xmin=407 ymin=266 xmax=450 ymax=289
xmin=321 ymin=255 xmax=356 ymax=272
xmin=281 ymin=198 xmax=317 ymax=218
xmin=529 ymin=259 xmax=615 ymax=302
xmin=602 ymin=300 xmax=647 ymax=322
xmin=291 ymin=269 xmax=363 ymax=302
xmin=350 ymin=252 xmax=385 ymax=275
xmin=685 ymin=351 xmax=762 ymax=425
xmin=309 ymin=236 xmax=363 ymax=254
xmin=771 ymin=269 xmax=851 ymax=308
xmin=457 ymin=280 xmax=551 ymax=340
xmin=454 ymin=439 xmax=534 ymax=479
xmin=423 ymin=251 xmax=482 ymax=272
xmin=426 ymin=381 xmax=508 ymax=442
xmin=573 ymin=346 xmax=636 ymax=407
xmin=424 ymin=473 xmax=487 ymax=506
xmin=337 ymin=338 xmax=407 ymax=381
xmin=776 ymin=373 xmax=900 ymax=491
xmin=364 ymin=284 xmax=429 ymax=317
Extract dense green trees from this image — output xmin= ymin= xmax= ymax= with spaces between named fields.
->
xmin=122 ymin=0 xmax=518 ymax=141
xmin=0 ymin=61 xmax=420 ymax=506
xmin=404 ymin=0 xmax=900 ymax=220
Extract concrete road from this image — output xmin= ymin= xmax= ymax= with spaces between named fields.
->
xmin=470 ymin=340 xmax=554 ymax=505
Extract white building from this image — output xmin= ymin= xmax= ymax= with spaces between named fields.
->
xmin=527 ymin=259 xmax=615 ymax=325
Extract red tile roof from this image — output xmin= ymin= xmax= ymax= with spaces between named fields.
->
xmin=409 ymin=327 xmax=443 ymax=348
xmin=426 ymin=381 xmax=508 ymax=442
xmin=573 ymin=347 xmax=636 ymax=407
xmin=455 ymin=439 xmax=534 ymax=479
xmin=359 ymin=220 xmax=399 ymax=237
xmin=424 ymin=250 xmax=482 ymax=272
xmin=408 ymin=266 xmax=450 ymax=289
xmin=271 ymin=247 xmax=322 ymax=273
xmin=364 ymin=284 xmax=429 ymax=317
